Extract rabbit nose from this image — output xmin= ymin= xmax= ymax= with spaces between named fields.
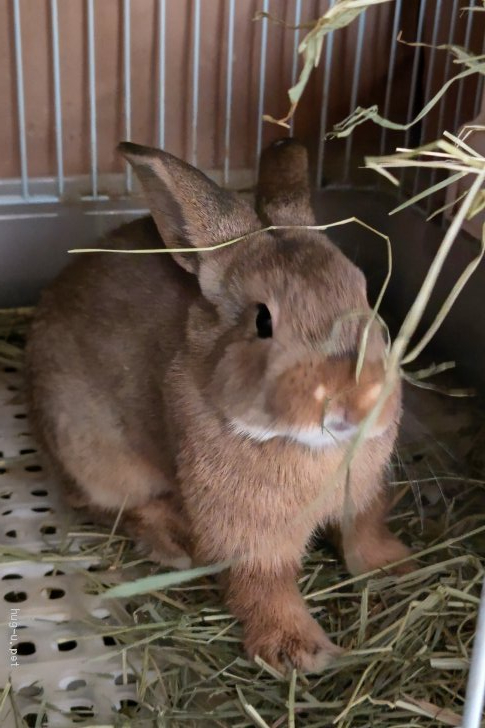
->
xmin=329 ymin=420 xmax=352 ymax=433
xmin=324 ymin=412 xmax=354 ymax=434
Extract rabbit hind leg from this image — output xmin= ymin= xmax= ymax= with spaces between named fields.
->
xmin=122 ymin=494 xmax=193 ymax=569
xmin=49 ymin=442 xmax=192 ymax=568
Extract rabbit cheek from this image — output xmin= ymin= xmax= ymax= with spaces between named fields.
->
xmin=209 ymin=341 xmax=270 ymax=422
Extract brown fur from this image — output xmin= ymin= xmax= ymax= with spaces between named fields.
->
xmin=256 ymin=137 xmax=315 ymax=225
xmin=26 ymin=139 xmax=411 ymax=673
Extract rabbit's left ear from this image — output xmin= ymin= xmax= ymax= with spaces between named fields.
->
xmin=119 ymin=142 xmax=260 ymax=276
xmin=256 ymin=138 xmax=316 ymax=226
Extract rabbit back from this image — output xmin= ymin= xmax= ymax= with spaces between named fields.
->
xmin=26 ymin=216 xmax=198 ymax=511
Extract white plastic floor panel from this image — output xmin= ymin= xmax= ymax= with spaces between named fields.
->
xmin=0 ymin=364 xmax=144 ymax=727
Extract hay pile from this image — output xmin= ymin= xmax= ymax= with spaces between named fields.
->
xmin=1 ymin=310 xmax=484 ymax=727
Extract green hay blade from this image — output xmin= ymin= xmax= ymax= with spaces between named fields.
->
xmin=102 ymin=561 xmax=232 ymax=599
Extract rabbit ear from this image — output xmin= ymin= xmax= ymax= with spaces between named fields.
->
xmin=118 ymin=142 xmax=260 ymax=275
xmin=256 ymin=138 xmax=316 ymax=226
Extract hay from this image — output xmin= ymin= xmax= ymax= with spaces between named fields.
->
xmin=331 ymin=40 xmax=485 ymax=141
xmin=255 ymin=0 xmax=395 ymax=128
xmin=1 ymin=315 xmax=485 ymax=727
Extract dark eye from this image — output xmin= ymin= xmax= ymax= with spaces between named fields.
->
xmin=255 ymin=303 xmax=272 ymax=339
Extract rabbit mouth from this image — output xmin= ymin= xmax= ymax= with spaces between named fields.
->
xmin=229 ymin=419 xmax=383 ymax=450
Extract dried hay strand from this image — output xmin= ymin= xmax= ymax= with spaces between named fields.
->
xmin=255 ymin=0 xmax=395 ymax=129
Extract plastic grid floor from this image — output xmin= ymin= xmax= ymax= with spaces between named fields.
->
xmin=0 ymin=364 xmax=144 ymax=727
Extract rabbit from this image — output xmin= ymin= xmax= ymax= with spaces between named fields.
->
xmin=26 ymin=137 xmax=412 ymax=674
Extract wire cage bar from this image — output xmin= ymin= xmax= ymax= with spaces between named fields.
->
xmin=412 ymin=0 xmax=443 ymax=198
xmin=86 ymin=0 xmax=98 ymax=199
xmin=50 ymin=0 xmax=64 ymax=198
xmin=157 ymin=0 xmax=166 ymax=149
xmin=191 ymin=0 xmax=201 ymax=168
xmin=289 ymin=0 xmax=302 ymax=137
xmin=316 ymin=0 xmax=336 ymax=187
xmin=343 ymin=10 xmax=366 ymax=182
xmin=12 ymin=0 xmax=29 ymax=200
xmin=379 ymin=0 xmax=403 ymax=156
xmin=426 ymin=0 xmax=460 ymax=214
xmin=223 ymin=0 xmax=236 ymax=186
xmin=256 ymin=0 xmax=269 ymax=167
xmin=123 ymin=0 xmax=132 ymax=194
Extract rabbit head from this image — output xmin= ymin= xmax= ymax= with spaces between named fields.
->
xmin=121 ymin=141 xmax=399 ymax=451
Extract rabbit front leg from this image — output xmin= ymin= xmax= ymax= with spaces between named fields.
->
xmin=225 ymin=564 xmax=343 ymax=674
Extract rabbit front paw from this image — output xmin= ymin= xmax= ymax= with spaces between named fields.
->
xmin=245 ymin=615 xmax=343 ymax=674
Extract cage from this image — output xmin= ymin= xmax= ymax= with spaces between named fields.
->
xmin=1 ymin=1 xmax=485 ymax=726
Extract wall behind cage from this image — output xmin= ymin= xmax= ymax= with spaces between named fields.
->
xmin=0 ymin=0 xmax=484 ymax=200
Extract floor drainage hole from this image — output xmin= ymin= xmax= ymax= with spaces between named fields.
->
xmin=102 ymin=635 xmax=117 ymax=646
xmin=114 ymin=673 xmax=136 ymax=685
xmin=91 ymin=607 xmax=111 ymax=619
xmin=31 ymin=489 xmax=48 ymax=497
xmin=17 ymin=641 xmax=36 ymax=655
xmin=5 ymin=529 xmax=17 ymax=538
xmin=44 ymin=568 xmax=65 ymax=577
xmin=32 ymin=507 xmax=51 ymax=513
xmin=20 ymin=448 xmax=37 ymax=454
xmin=0 ymin=468 xmax=7 ymax=475
xmin=5 ymin=591 xmax=27 ymax=603
xmin=2 ymin=509 xmax=12 ymax=516
xmin=3 ymin=366 xmax=18 ymax=373
xmin=25 ymin=465 xmax=43 ymax=472
xmin=18 ymin=684 xmax=43 ymax=698
xmin=117 ymin=699 xmax=139 ymax=713
xmin=43 ymin=587 xmax=65 ymax=600
xmin=65 ymin=679 xmax=87 ymax=691
xmin=0 ymin=492 xmax=12 ymax=499
xmin=14 ymin=413 xmax=27 ymax=419
xmin=2 ymin=573 xmax=22 ymax=580
xmin=23 ymin=713 xmax=47 ymax=728
xmin=40 ymin=525 xmax=57 ymax=535
xmin=70 ymin=705 xmax=95 ymax=722
xmin=57 ymin=639 xmax=77 ymax=652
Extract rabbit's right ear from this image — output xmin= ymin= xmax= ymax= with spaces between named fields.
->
xmin=256 ymin=138 xmax=316 ymax=226
xmin=118 ymin=142 xmax=260 ymax=276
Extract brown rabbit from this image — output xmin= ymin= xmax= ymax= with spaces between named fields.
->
xmin=26 ymin=138 xmax=411 ymax=674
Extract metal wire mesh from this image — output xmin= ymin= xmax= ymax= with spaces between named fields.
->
xmin=1 ymin=0 xmax=482 ymax=205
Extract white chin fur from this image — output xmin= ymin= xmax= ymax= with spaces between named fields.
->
xmin=230 ymin=419 xmax=357 ymax=449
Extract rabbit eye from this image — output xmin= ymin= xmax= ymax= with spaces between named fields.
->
xmin=255 ymin=304 xmax=272 ymax=339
